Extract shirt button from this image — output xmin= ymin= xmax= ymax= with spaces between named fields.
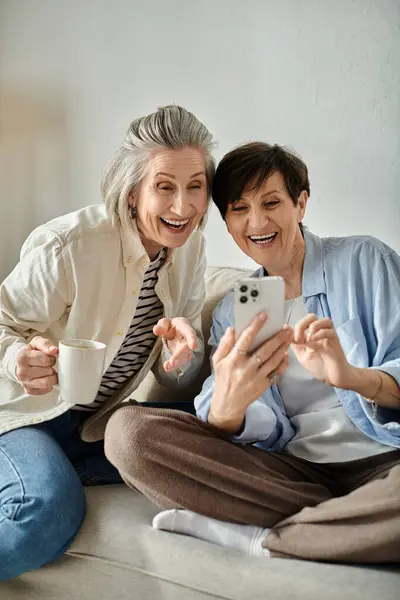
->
xmin=115 ymin=331 xmax=123 ymax=337
xmin=127 ymin=256 xmax=133 ymax=263
xmin=140 ymin=257 xmax=148 ymax=268
xmin=132 ymin=289 xmax=137 ymax=296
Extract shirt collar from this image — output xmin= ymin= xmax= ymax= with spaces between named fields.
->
xmin=119 ymin=219 xmax=175 ymax=268
xmin=302 ymin=229 xmax=326 ymax=297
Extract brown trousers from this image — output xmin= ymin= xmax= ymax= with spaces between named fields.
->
xmin=104 ymin=404 xmax=400 ymax=564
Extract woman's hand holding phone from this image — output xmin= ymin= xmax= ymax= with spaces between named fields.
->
xmin=208 ymin=314 xmax=293 ymax=434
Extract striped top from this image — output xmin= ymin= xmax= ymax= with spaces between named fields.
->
xmin=74 ymin=248 xmax=166 ymax=412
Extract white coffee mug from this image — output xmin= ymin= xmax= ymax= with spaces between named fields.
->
xmin=58 ymin=339 xmax=106 ymax=405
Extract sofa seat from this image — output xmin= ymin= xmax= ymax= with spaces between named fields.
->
xmin=3 ymin=484 xmax=399 ymax=600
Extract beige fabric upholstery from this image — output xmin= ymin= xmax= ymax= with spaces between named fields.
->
xmin=4 ymin=486 xmax=399 ymax=600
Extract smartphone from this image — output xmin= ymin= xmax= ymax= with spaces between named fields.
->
xmin=234 ymin=276 xmax=285 ymax=352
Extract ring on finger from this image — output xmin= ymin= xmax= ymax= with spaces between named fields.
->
xmin=235 ymin=346 xmax=249 ymax=356
xmin=254 ymin=352 xmax=262 ymax=367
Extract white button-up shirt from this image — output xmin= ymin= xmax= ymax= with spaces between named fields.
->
xmin=0 ymin=204 xmax=206 ymax=440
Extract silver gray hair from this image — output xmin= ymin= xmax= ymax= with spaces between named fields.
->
xmin=101 ymin=105 xmax=215 ymax=231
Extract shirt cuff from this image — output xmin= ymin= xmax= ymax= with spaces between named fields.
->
xmin=369 ymin=364 xmax=400 ymax=389
xmin=3 ymin=341 xmax=28 ymax=383
xmin=232 ymin=402 xmax=277 ymax=444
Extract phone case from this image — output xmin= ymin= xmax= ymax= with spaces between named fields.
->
xmin=234 ymin=276 xmax=285 ymax=352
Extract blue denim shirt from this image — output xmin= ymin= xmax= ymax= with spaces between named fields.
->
xmin=195 ymin=230 xmax=400 ymax=451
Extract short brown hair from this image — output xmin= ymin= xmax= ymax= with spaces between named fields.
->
xmin=212 ymin=142 xmax=310 ymax=219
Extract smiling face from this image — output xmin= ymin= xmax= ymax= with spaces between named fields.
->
xmin=225 ymin=171 xmax=307 ymax=274
xmin=131 ymin=147 xmax=208 ymax=258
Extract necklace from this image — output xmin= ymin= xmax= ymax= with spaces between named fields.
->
xmin=285 ymin=296 xmax=302 ymax=326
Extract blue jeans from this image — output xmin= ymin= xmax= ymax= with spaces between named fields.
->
xmin=0 ymin=401 xmax=195 ymax=580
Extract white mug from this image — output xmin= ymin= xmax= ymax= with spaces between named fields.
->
xmin=58 ymin=339 xmax=106 ymax=405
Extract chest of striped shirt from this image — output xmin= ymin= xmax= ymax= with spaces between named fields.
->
xmin=74 ymin=248 xmax=166 ymax=411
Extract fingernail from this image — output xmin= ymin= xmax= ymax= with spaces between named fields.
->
xmin=257 ymin=312 xmax=267 ymax=322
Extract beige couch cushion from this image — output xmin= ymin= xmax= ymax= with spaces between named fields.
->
xmin=134 ymin=265 xmax=250 ymax=403
xmin=4 ymin=485 xmax=398 ymax=600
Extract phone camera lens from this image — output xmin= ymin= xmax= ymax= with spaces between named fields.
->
xmin=240 ymin=296 xmax=247 ymax=303
xmin=240 ymin=285 xmax=248 ymax=293
xmin=251 ymin=289 xmax=259 ymax=297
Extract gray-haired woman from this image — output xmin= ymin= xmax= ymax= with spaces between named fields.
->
xmin=0 ymin=105 xmax=215 ymax=580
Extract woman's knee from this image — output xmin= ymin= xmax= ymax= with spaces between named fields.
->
xmin=0 ymin=473 xmax=85 ymax=580
xmin=0 ymin=428 xmax=86 ymax=580
xmin=105 ymin=404 xmax=182 ymax=478
xmin=104 ymin=405 xmax=150 ymax=473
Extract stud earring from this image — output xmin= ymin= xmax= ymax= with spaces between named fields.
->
xmin=130 ymin=206 xmax=137 ymax=219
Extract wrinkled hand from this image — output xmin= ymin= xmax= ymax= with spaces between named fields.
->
xmin=153 ymin=317 xmax=198 ymax=371
xmin=16 ymin=336 xmax=59 ymax=395
xmin=208 ymin=313 xmax=292 ymax=433
xmin=291 ymin=314 xmax=353 ymax=388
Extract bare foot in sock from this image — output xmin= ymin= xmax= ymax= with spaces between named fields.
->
xmin=152 ymin=509 xmax=270 ymax=556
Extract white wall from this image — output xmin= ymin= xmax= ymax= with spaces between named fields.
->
xmin=1 ymin=0 xmax=399 ymax=280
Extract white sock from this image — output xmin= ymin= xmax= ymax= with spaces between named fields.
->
xmin=152 ymin=509 xmax=270 ymax=557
